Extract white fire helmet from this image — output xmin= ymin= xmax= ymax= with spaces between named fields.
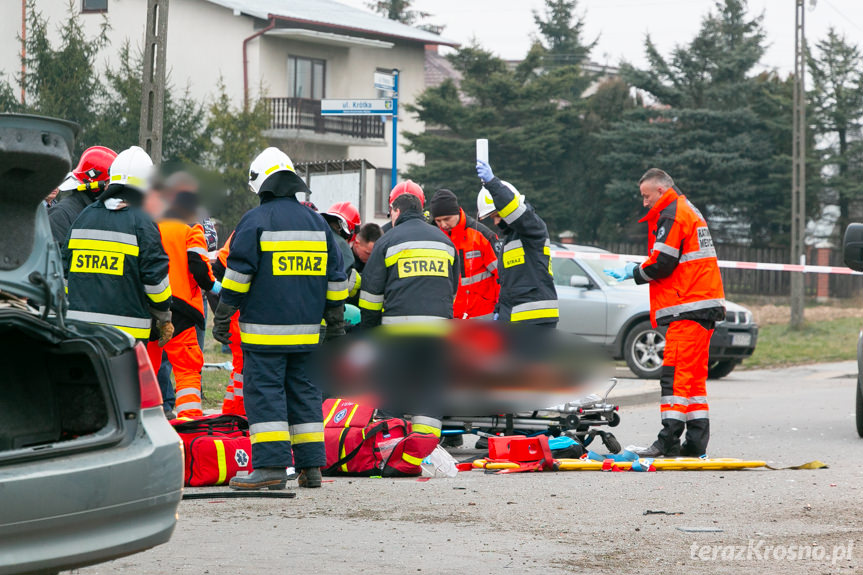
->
xmin=248 ymin=147 xmax=296 ymax=194
xmin=108 ymin=146 xmax=154 ymax=193
xmin=476 ymin=181 xmax=523 ymax=219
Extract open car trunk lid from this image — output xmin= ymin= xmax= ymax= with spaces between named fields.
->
xmin=0 ymin=114 xmax=138 ymax=464
xmin=0 ymin=114 xmax=77 ymax=309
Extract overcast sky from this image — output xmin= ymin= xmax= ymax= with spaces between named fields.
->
xmin=340 ymin=0 xmax=863 ymax=75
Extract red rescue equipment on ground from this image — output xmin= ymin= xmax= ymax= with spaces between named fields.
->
xmin=172 ymin=414 xmax=253 ymax=486
xmin=322 ymin=398 xmax=439 ymax=476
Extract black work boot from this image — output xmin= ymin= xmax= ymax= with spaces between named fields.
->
xmin=229 ymin=468 xmax=287 ymax=490
xmin=297 ymin=467 xmax=322 ymax=488
xmin=441 ymin=434 xmax=463 ymax=448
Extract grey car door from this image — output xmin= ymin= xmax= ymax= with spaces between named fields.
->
xmin=552 ymin=257 xmax=607 ymax=342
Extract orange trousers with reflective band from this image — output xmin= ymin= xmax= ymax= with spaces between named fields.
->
xmin=657 ymin=319 xmax=711 ymax=456
xmin=221 ymin=313 xmax=245 ymax=416
xmin=148 ymin=326 xmax=204 ymax=418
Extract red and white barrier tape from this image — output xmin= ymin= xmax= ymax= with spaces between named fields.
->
xmin=551 ymin=250 xmax=863 ymax=276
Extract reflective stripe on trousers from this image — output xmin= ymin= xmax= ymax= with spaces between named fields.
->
xmin=289 ymin=422 xmax=324 ymax=445
xmin=249 ymin=421 xmax=291 ymax=444
xmin=657 ymin=320 xmax=711 ymax=454
xmin=146 ymin=326 xmax=204 ymax=418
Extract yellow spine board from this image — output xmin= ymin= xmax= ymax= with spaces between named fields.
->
xmin=473 ymin=458 xmax=767 ymax=471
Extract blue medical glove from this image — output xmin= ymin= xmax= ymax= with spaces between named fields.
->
xmin=210 ymin=280 xmax=222 ymax=294
xmin=603 ymin=262 xmax=637 ymax=281
xmin=476 ymin=160 xmax=494 ymax=183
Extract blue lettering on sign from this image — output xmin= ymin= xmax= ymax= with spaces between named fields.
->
xmin=334 ymin=408 xmax=348 ymax=424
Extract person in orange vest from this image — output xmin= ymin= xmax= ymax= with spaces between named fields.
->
xmin=147 ymin=190 xmax=219 ymax=419
xmin=605 ymin=168 xmax=725 ymax=457
xmin=429 ymin=189 xmax=500 ymax=319
xmin=211 ymin=232 xmax=245 ymax=416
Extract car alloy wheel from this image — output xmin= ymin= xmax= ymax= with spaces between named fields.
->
xmin=633 ymin=329 xmax=665 ymax=371
xmin=623 ymin=320 xmax=665 ymax=379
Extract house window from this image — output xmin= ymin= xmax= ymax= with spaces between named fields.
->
xmin=289 ymin=56 xmax=325 ymax=100
xmin=375 ymin=168 xmax=392 ymax=217
xmin=82 ymin=0 xmax=108 ymax=12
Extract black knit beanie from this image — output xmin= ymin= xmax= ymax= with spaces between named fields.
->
xmin=429 ymin=189 xmax=460 ymax=219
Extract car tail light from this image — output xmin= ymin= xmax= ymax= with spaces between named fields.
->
xmin=135 ymin=342 xmax=163 ymax=409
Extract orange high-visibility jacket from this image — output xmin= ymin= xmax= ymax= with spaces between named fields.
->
xmin=632 ymin=187 xmax=725 ymax=327
xmin=443 ymin=209 xmax=500 ymax=319
xmin=158 ymin=218 xmax=216 ymax=329
xmin=216 ymin=232 xmax=232 ymax=270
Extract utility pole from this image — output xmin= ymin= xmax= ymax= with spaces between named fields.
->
xmin=21 ymin=0 xmax=26 ymax=107
xmin=790 ymin=0 xmax=809 ymax=329
xmin=139 ymin=0 xmax=169 ymax=166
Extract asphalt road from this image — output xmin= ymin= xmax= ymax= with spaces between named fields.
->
xmin=74 ymin=362 xmax=863 ymax=575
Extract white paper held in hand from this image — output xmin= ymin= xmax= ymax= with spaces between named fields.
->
xmin=476 ymin=139 xmax=489 ymax=164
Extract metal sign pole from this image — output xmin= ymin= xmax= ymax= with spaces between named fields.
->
xmin=391 ymin=69 xmax=399 ymax=191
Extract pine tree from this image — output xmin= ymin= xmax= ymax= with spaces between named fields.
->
xmin=366 ymin=0 xmax=442 ymax=34
xmin=807 ymin=28 xmax=863 ymax=233
xmin=88 ymin=42 xmax=207 ymax=165
xmin=20 ymin=0 xmax=108 ymax=152
xmin=201 ymin=80 xmax=269 ymax=230
xmin=404 ymin=43 xmax=578 ymax=234
xmin=599 ymin=0 xmax=793 ymax=247
xmin=533 ymin=0 xmax=596 ymax=69
xmin=404 ymin=0 xmax=598 ymax=236
xmin=0 ymin=74 xmax=20 ymax=113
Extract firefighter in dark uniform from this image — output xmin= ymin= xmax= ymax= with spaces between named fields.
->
xmin=359 ymin=192 xmax=458 ymax=327
xmin=475 ymin=160 xmax=558 ymax=327
xmin=63 ymin=146 xmax=174 ymax=344
xmin=214 ymin=147 xmax=347 ymax=490
xmin=379 ymin=180 xmax=427 ymax=234
xmin=358 ymin=191 xmax=450 ymax=443
xmin=49 ymin=146 xmax=117 ymax=246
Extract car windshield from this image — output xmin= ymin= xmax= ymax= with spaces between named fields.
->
xmin=580 ymin=257 xmax=636 ymax=287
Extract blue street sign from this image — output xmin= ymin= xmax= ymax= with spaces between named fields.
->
xmin=320 ymin=99 xmax=394 ymax=116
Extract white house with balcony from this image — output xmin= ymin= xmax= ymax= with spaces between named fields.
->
xmin=0 ymin=0 xmax=457 ymax=221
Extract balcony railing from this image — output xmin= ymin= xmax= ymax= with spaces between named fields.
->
xmin=266 ymin=97 xmax=386 ymax=140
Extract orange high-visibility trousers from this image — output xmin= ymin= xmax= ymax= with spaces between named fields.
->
xmin=656 ymin=319 xmax=712 ymax=456
xmin=148 ymin=326 xmax=204 ymax=418
xmin=221 ymin=312 xmax=245 ymax=416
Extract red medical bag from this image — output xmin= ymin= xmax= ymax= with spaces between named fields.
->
xmin=171 ymin=414 xmax=253 ymax=486
xmin=322 ymin=399 xmax=439 ymax=477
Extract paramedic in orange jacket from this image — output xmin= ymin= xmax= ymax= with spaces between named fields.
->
xmin=605 ymin=169 xmax=725 ymax=457
xmin=147 ymin=191 xmax=218 ymax=419
xmin=429 ymin=189 xmax=500 ymax=319
xmin=212 ymin=233 xmax=245 ymax=416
